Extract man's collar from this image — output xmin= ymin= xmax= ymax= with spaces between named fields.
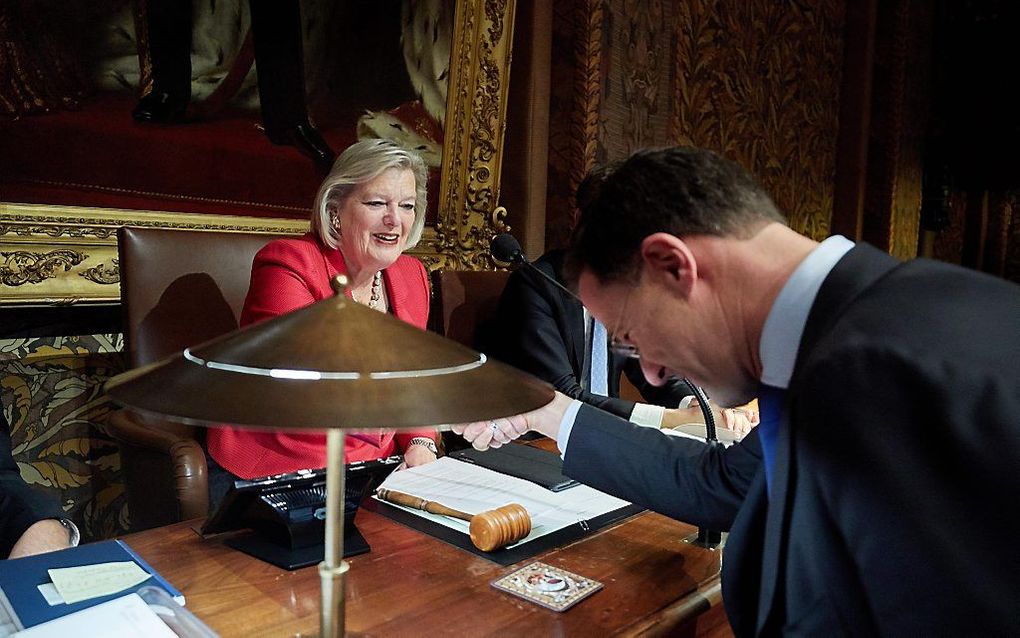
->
xmin=759 ymin=235 xmax=855 ymax=388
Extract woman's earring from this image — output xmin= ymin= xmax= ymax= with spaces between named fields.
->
xmin=330 ymin=215 xmax=341 ymax=236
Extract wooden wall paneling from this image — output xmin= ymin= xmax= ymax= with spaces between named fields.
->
xmin=1004 ymin=194 xmax=1020 ymax=282
xmin=544 ymin=0 xmax=604 ymax=250
xmin=858 ymin=0 xmax=933 ymax=259
xmin=670 ymin=0 xmax=846 ymax=240
xmin=502 ymin=0 xmax=553 ymax=259
xmin=831 ymin=0 xmax=877 ymax=241
xmin=602 ymin=0 xmax=672 ymax=158
xmin=931 ymin=189 xmax=968 ymax=266
xmin=960 ymin=189 xmax=989 ymax=271
xmin=984 ymin=192 xmax=1015 ymax=278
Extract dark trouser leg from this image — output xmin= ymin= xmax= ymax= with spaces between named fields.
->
xmin=248 ymin=0 xmax=334 ymax=170
xmin=133 ymin=0 xmax=192 ymax=122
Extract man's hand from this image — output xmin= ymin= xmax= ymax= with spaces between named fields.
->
xmin=452 ymin=392 xmax=573 ymax=451
xmin=660 ymin=405 xmax=706 ymax=429
xmin=9 ymin=519 xmax=71 ymax=559
xmin=660 ymin=402 xmax=759 ymax=437
xmin=716 ymin=405 xmax=758 ymax=436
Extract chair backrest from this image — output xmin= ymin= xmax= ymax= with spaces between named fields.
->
xmin=429 ymin=269 xmax=510 ymax=349
xmin=118 ymin=227 xmax=281 ymax=435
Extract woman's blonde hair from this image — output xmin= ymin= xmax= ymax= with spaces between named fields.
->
xmin=311 ymin=139 xmax=429 ymax=250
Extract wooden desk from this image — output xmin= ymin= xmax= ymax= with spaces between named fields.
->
xmin=125 ymin=508 xmax=730 ymax=637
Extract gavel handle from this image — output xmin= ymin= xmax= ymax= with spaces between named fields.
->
xmin=375 ymin=487 xmax=473 ymax=522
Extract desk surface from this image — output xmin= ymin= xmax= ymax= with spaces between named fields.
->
xmin=125 ymin=507 xmax=727 ymax=637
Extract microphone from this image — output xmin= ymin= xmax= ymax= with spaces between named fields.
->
xmin=491 ymin=233 xmax=579 ymax=300
xmin=490 ymin=233 xmax=525 ymax=265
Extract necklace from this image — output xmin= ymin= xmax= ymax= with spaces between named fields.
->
xmin=368 ymin=271 xmax=382 ymax=310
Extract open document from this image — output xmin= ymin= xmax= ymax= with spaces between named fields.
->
xmin=373 ymin=457 xmax=632 ymax=546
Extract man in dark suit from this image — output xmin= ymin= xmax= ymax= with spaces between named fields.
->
xmin=489 ymin=248 xmax=702 ymax=426
xmin=458 ymin=147 xmax=1019 ymax=634
xmin=134 ymin=0 xmax=334 ymax=170
xmin=1 ymin=412 xmax=76 ymax=559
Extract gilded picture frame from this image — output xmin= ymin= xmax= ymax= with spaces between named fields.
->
xmin=0 ymin=0 xmax=516 ymax=306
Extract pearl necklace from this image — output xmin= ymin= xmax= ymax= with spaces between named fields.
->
xmin=368 ymin=271 xmax=382 ymax=310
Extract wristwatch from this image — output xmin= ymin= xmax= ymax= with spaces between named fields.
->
xmin=58 ymin=518 xmax=80 ymax=547
xmin=407 ymin=437 xmax=438 ymax=455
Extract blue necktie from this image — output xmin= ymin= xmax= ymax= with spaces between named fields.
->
xmin=590 ymin=318 xmax=609 ymax=395
xmin=757 ymin=383 xmax=785 ymax=495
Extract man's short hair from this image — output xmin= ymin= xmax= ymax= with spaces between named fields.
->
xmin=566 ymin=147 xmax=787 ymax=285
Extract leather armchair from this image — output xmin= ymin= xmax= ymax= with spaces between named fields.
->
xmin=428 ymin=269 xmax=510 ymax=349
xmin=429 ymin=269 xmax=511 ymax=453
xmin=105 ymin=227 xmax=280 ymax=531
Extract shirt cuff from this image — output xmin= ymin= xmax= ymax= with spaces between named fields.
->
xmin=629 ymin=403 xmax=665 ymax=428
xmin=556 ymin=399 xmax=584 ymax=458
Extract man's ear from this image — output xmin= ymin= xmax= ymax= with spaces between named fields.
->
xmin=640 ymin=233 xmax=696 ymax=296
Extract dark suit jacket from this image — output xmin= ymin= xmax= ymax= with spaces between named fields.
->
xmin=488 ymin=250 xmax=692 ymax=418
xmin=563 ymin=244 xmax=1020 ymax=635
xmin=1 ymin=412 xmax=63 ymax=557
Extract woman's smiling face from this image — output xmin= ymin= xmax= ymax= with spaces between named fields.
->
xmin=335 ymin=167 xmax=417 ymax=275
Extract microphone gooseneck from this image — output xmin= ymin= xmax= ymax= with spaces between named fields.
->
xmin=491 ymin=233 xmax=577 ymax=299
xmin=679 ymin=379 xmax=718 ymax=444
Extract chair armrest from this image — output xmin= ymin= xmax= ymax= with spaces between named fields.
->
xmin=104 ymin=409 xmax=208 ymax=529
xmin=105 ymin=410 xmax=197 ymax=454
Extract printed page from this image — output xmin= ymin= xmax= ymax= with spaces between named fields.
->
xmin=374 ymin=457 xmax=630 ymax=545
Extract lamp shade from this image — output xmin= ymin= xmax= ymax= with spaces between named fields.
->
xmin=105 ymin=277 xmax=554 ymax=430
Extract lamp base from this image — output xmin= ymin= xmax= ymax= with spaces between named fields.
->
xmin=225 ymin=525 xmax=371 ymax=570
xmin=320 ymin=559 xmax=349 ymax=638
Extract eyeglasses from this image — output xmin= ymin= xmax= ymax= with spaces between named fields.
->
xmin=608 ymin=285 xmax=640 ymax=360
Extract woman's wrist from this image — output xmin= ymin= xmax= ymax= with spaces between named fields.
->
xmin=407 ymin=436 xmax=438 ymax=455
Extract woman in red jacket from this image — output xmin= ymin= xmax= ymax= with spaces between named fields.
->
xmin=208 ymin=140 xmax=440 ymax=481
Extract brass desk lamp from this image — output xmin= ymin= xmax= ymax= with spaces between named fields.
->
xmin=106 ymin=275 xmax=553 ymax=637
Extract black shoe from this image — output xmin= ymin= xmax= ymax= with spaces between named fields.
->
xmin=132 ymin=91 xmax=189 ymax=124
xmin=266 ymin=122 xmax=335 ymax=173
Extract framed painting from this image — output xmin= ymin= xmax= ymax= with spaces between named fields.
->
xmin=0 ymin=0 xmax=517 ymax=306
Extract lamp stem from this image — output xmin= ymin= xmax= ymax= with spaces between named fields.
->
xmin=319 ymin=429 xmax=348 ymax=637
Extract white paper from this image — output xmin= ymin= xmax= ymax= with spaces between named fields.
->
xmin=12 ymin=593 xmax=176 ymax=638
xmin=663 ymin=424 xmax=741 ymax=446
xmin=373 ymin=457 xmax=631 ymax=545
xmin=33 ymin=584 xmax=62 ymax=607
xmin=47 ymin=562 xmax=151 ymax=605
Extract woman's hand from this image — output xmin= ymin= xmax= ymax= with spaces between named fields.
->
xmin=401 ymin=443 xmax=438 ymax=469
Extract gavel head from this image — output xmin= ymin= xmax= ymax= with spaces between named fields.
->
xmin=468 ymin=503 xmax=532 ymax=552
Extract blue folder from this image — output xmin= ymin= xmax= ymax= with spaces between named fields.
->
xmin=0 ymin=539 xmax=183 ymax=629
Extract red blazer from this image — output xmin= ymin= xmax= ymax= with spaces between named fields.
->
xmin=207 ymin=233 xmax=437 ymax=479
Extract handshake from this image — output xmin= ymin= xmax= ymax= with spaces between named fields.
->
xmin=452 ymin=392 xmax=758 ymax=451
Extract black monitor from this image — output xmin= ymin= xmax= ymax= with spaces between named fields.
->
xmin=201 ymin=455 xmax=401 ymax=570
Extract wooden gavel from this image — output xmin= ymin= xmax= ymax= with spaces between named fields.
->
xmin=375 ymin=487 xmax=531 ymax=551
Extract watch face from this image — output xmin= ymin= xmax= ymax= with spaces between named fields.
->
xmin=59 ymin=518 xmax=80 ymax=546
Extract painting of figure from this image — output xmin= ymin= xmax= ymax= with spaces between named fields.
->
xmin=0 ymin=0 xmax=453 ymax=222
